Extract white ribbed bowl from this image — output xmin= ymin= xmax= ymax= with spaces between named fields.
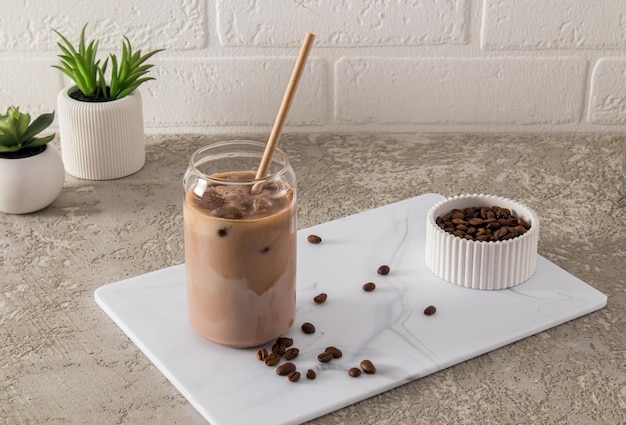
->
xmin=425 ymin=194 xmax=540 ymax=290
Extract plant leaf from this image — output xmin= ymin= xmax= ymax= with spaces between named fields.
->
xmin=21 ymin=111 xmax=55 ymax=142
xmin=0 ymin=133 xmax=19 ymax=148
xmin=23 ymin=134 xmax=55 ymax=148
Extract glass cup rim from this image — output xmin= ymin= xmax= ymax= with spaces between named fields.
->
xmin=188 ymin=140 xmax=290 ymax=185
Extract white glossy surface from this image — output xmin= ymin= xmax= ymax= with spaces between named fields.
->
xmin=95 ymin=193 xmax=607 ymax=425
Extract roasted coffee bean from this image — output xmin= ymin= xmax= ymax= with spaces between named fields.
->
xmin=362 ymin=282 xmax=376 ymax=292
xmin=325 ymin=346 xmax=343 ymax=359
xmin=275 ymin=337 xmax=293 ymax=348
xmin=256 ymin=348 xmax=269 ymax=361
xmin=486 ymin=221 xmax=501 ymax=230
xmin=264 ymin=353 xmax=281 ymax=366
xmin=360 ymin=360 xmax=376 ymax=374
xmin=287 ymin=371 xmax=301 ymax=382
xmin=515 ymin=225 xmax=528 ymax=235
xmin=493 ymin=227 xmax=508 ymax=239
xmin=317 ymin=351 xmax=334 ymax=363
xmin=377 ymin=265 xmax=390 ymax=275
xmin=284 ymin=347 xmax=300 ymax=360
xmin=424 ymin=305 xmax=437 ymax=316
xmin=276 ymin=362 xmax=297 ymax=376
xmin=313 ymin=293 xmax=328 ymax=304
xmin=451 ymin=211 xmax=465 ymax=220
xmin=436 ymin=205 xmax=531 ymax=243
xmin=301 ymin=322 xmax=316 ymax=334
xmin=272 ymin=343 xmax=287 ymax=355
xmin=468 ymin=217 xmax=483 ymax=226
xmin=307 ymin=234 xmax=322 ymax=244
xmin=306 ymin=369 xmax=317 ymax=380
xmin=348 ymin=367 xmax=361 ymax=377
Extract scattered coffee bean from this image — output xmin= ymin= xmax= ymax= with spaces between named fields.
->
xmin=360 ymin=360 xmax=376 ymax=374
xmin=275 ymin=337 xmax=293 ymax=348
xmin=272 ymin=343 xmax=287 ymax=355
xmin=317 ymin=351 xmax=334 ymax=363
xmin=276 ymin=362 xmax=297 ymax=376
xmin=424 ymin=305 xmax=437 ymax=316
xmin=348 ymin=367 xmax=361 ymax=377
xmin=307 ymin=234 xmax=322 ymax=244
xmin=436 ymin=205 xmax=531 ymax=242
xmin=362 ymin=282 xmax=376 ymax=292
xmin=287 ymin=371 xmax=301 ymax=382
xmin=256 ymin=348 xmax=269 ymax=361
xmin=284 ymin=347 xmax=300 ymax=360
xmin=306 ymin=369 xmax=317 ymax=380
xmin=325 ymin=346 xmax=343 ymax=359
xmin=301 ymin=322 xmax=316 ymax=334
xmin=264 ymin=353 xmax=281 ymax=366
xmin=377 ymin=265 xmax=390 ymax=275
xmin=313 ymin=293 xmax=328 ymax=304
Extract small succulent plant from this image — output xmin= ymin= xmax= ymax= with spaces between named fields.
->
xmin=52 ymin=24 xmax=163 ymax=101
xmin=0 ymin=107 xmax=55 ymax=153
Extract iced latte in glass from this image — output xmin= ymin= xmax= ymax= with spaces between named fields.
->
xmin=183 ymin=141 xmax=296 ymax=348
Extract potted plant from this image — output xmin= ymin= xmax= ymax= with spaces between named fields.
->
xmin=53 ymin=25 xmax=163 ymax=180
xmin=0 ymin=107 xmax=64 ymax=214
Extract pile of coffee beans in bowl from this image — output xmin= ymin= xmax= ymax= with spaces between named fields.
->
xmin=436 ymin=205 xmax=531 ymax=242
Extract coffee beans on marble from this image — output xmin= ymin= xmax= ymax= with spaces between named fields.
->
xmin=325 ymin=346 xmax=343 ymax=359
xmin=317 ymin=351 xmax=334 ymax=363
xmin=264 ymin=353 xmax=281 ymax=366
xmin=377 ymin=265 xmax=390 ymax=275
xmin=306 ymin=369 xmax=317 ymax=380
xmin=424 ymin=305 xmax=437 ymax=316
xmin=362 ymin=282 xmax=376 ymax=292
xmin=256 ymin=348 xmax=269 ymax=361
xmin=348 ymin=367 xmax=361 ymax=377
xmin=272 ymin=343 xmax=287 ymax=355
xmin=287 ymin=371 xmax=301 ymax=382
xmin=301 ymin=322 xmax=316 ymax=334
xmin=275 ymin=337 xmax=293 ymax=348
xmin=313 ymin=293 xmax=327 ymax=304
xmin=276 ymin=362 xmax=297 ymax=376
xmin=436 ymin=205 xmax=531 ymax=242
xmin=360 ymin=360 xmax=376 ymax=374
xmin=284 ymin=347 xmax=300 ymax=360
xmin=307 ymin=234 xmax=322 ymax=244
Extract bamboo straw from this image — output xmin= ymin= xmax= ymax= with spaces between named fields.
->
xmin=254 ymin=32 xmax=316 ymax=183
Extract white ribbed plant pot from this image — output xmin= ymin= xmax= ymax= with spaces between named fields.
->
xmin=57 ymin=85 xmax=145 ymax=180
xmin=0 ymin=145 xmax=65 ymax=214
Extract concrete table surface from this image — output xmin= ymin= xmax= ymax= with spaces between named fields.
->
xmin=1 ymin=133 xmax=625 ymax=425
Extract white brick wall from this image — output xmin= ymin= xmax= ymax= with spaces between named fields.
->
xmin=1 ymin=0 xmax=626 ymax=134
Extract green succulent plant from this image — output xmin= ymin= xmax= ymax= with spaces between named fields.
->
xmin=0 ymin=107 xmax=55 ymax=153
xmin=52 ymin=24 xmax=163 ymax=101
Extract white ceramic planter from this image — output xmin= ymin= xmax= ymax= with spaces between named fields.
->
xmin=0 ymin=145 xmax=65 ymax=214
xmin=57 ymin=85 xmax=145 ymax=180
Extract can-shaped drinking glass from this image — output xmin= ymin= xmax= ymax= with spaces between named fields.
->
xmin=183 ymin=140 xmax=297 ymax=347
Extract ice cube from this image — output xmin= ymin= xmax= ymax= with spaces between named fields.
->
xmin=212 ymin=206 xmax=244 ymax=219
xmin=193 ymin=187 xmax=225 ymax=211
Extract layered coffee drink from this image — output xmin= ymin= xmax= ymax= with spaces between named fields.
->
xmin=183 ymin=141 xmax=296 ymax=348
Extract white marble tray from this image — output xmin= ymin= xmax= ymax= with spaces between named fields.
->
xmin=95 ymin=193 xmax=607 ymax=425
